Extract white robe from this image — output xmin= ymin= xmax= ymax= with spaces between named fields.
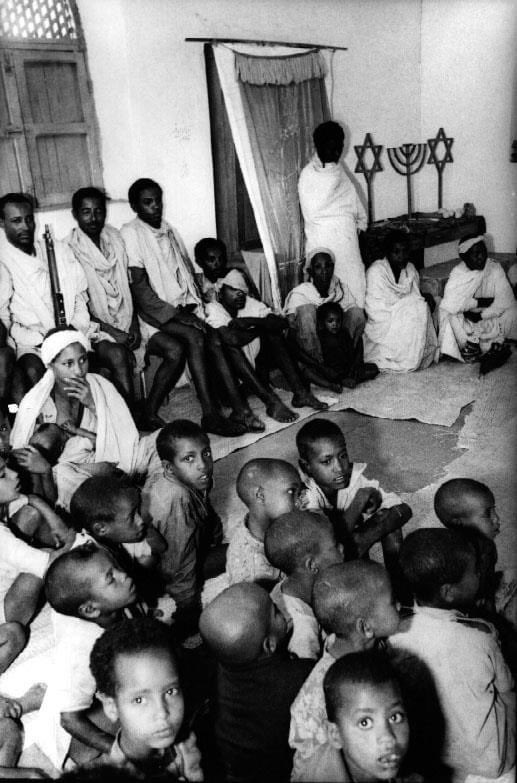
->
xmin=0 ymin=230 xmax=97 ymax=356
xmin=10 ymin=371 xmax=160 ymax=509
xmin=438 ymin=259 xmax=517 ymax=360
xmin=298 ymin=154 xmax=367 ymax=307
xmin=363 ymin=259 xmax=438 ymax=372
xmin=120 ymin=217 xmax=202 ymax=341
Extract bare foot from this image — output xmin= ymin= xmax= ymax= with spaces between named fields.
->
xmin=291 ymin=391 xmax=328 ymax=410
xmin=18 ymin=682 xmax=46 ymax=714
xmin=266 ymin=397 xmax=299 ymax=423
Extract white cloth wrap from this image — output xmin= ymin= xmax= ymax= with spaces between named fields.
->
xmin=298 ymin=154 xmax=367 ymax=307
xmin=458 ymin=235 xmax=485 ymax=255
xmin=363 ymin=258 xmax=438 ymax=372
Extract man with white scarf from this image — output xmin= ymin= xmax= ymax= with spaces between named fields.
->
xmin=298 ymin=121 xmax=367 ymax=327
xmin=0 ymin=192 xmax=117 ymax=401
xmin=66 ymin=187 xmax=144 ymax=420
xmin=438 ymin=235 xmax=517 ymax=362
xmin=121 ymin=178 xmax=259 ymax=437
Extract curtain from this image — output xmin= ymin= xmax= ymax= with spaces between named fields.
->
xmin=213 ymin=44 xmax=329 ymax=307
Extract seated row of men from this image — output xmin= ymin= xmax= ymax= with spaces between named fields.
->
xmin=0 ymin=407 xmax=513 ymax=781
xmin=1 ymin=181 xmax=515 ymax=443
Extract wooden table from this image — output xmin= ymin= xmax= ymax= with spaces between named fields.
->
xmin=360 ymin=213 xmax=486 ymax=270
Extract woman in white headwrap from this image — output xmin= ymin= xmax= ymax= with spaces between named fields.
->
xmin=10 ymin=328 xmax=159 ymax=508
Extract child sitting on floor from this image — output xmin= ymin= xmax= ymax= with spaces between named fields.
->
xmin=317 ymin=302 xmax=378 ymax=389
xmin=323 ymin=649 xmax=412 ymax=783
xmin=296 ymin=418 xmax=411 ymax=574
xmin=141 ymin=420 xmax=224 ymax=641
xmin=199 ymin=582 xmax=314 ymax=783
xmin=390 ymin=528 xmax=515 ymax=782
xmin=289 ymin=560 xmax=401 ymax=782
xmin=38 ymin=543 xmax=144 ymax=770
xmin=90 ymin=616 xmax=203 ymax=781
xmin=226 ymin=458 xmax=303 ymax=587
xmin=70 ymin=473 xmax=167 ymax=610
xmin=0 ymin=453 xmax=71 ymax=673
xmin=265 ymin=510 xmax=344 ymax=659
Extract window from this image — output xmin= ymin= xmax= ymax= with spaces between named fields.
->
xmin=0 ymin=0 xmax=103 ymax=207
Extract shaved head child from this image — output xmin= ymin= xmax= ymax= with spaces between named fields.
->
xmin=90 ymin=617 xmax=202 ymax=780
xmin=199 ymin=582 xmax=313 ymax=783
xmin=390 ymin=529 xmax=515 ymax=780
xmin=226 ymin=458 xmax=303 ymax=586
xmin=296 ymin=418 xmax=411 ymax=574
xmin=289 ymin=561 xmax=400 ymax=782
xmin=324 ymin=650 xmax=410 ymax=782
xmin=40 ymin=544 xmax=142 ymax=768
xmin=265 ymin=510 xmax=343 ymax=659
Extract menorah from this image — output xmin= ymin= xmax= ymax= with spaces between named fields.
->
xmin=354 ymin=133 xmax=383 ymax=226
xmin=387 ymin=143 xmax=427 ymax=218
xmin=427 ymin=127 xmax=454 ymax=209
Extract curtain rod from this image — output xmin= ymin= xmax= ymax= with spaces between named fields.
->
xmin=185 ymin=37 xmax=347 ymax=51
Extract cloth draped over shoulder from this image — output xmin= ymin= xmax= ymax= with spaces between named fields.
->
xmin=284 ymin=276 xmax=351 ymax=363
xmin=66 ymin=225 xmax=133 ymax=332
xmin=298 ymin=155 xmax=367 ymax=307
xmin=0 ymin=231 xmax=97 ymax=352
xmin=438 ymin=259 xmax=517 ymax=360
xmin=363 ymin=258 xmax=438 ymax=372
xmin=10 ymin=371 xmax=156 ymax=508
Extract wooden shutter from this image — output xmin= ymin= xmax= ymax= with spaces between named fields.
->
xmin=11 ymin=46 xmax=102 ymax=206
xmin=0 ymin=51 xmax=33 ymax=195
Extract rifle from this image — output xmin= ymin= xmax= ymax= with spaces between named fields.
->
xmin=43 ymin=224 xmax=67 ymax=328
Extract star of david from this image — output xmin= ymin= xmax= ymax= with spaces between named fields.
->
xmin=427 ymin=127 xmax=454 ymax=171
xmin=354 ymin=133 xmax=383 ymax=179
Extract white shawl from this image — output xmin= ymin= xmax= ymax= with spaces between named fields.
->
xmin=0 ymin=230 xmax=91 ymax=348
xmin=363 ymin=259 xmax=434 ymax=372
xmin=120 ymin=217 xmax=202 ymax=310
xmin=440 ymin=260 xmax=515 ymax=318
xmin=283 ymin=276 xmax=351 ymax=316
xmin=11 ymin=371 xmax=141 ymax=475
xmin=298 ymin=154 xmax=367 ymax=306
xmin=66 ymin=225 xmax=133 ymax=332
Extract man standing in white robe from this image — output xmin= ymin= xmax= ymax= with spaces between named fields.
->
xmin=364 ymin=230 xmax=438 ymax=372
xmin=298 ymin=121 xmax=367 ymax=331
xmin=438 ymin=235 xmax=517 ymax=362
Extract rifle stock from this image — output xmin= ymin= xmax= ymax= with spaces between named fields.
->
xmin=43 ymin=225 xmax=67 ymax=328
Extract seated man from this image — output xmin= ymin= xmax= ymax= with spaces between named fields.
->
xmin=284 ymin=249 xmax=372 ymax=387
xmin=438 ymin=234 xmax=517 ymax=363
xmin=66 ymin=187 xmax=140 ymax=417
xmin=121 ymin=178 xmax=253 ymax=436
xmin=0 ymin=192 xmax=121 ymax=402
xmin=205 ymin=269 xmax=328 ymax=424
xmin=363 ymin=230 xmax=439 ymax=372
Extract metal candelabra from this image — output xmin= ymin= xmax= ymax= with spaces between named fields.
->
xmin=387 ymin=143 xmax=427 ymax=217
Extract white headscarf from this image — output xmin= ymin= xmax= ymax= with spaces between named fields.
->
xmin=40 ymin=329 xmax=90 ymax=367
xmin=458 ymin=235 xmax=485 ymax=255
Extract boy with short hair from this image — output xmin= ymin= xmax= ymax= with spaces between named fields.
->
xmin=194 ymin=237 xmax=261 ymax=304
xmin=199 ymin=582 xmax=314 ymax=783
xmin=289 ymin=560 xmax=400 ymax=782
xmin=265 ymin=510 xmax=344 ymax=659
xmin=226 ymin=458 xmax=303 ymax=586
xmin=296 ymin=418 xmax=411 ymax=568
xmin=390 ymin=528 xmax=515 ymax=781
xmin=37 ymin=543 xmax=142 ymax=769
xmin=90 ymin=617 xmax=203 ymax=780
xmin=141 ymin=420 xmax=223 ymax=638
xmin=323 ymin=649 xmax=410 ymax=782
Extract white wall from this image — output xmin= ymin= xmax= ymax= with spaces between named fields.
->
xmin=419 ymin=0 xmax=517 ymax=251
xmin=36 ymin=0 xmax=516 ymax=253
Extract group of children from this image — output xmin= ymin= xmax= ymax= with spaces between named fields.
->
xmin=0 ymin=410 xmax=513 ymax=782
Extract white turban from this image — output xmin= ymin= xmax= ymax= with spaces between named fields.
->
xmin=305 ymin=246 xmax=336 ymax=273
xmin=458 ymin=235 xmax=485 ymax=255
xmin=40 ymin=329 xmax=91 ymax=367
xmin=218 ymin=269 xmax=249 ymax=293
